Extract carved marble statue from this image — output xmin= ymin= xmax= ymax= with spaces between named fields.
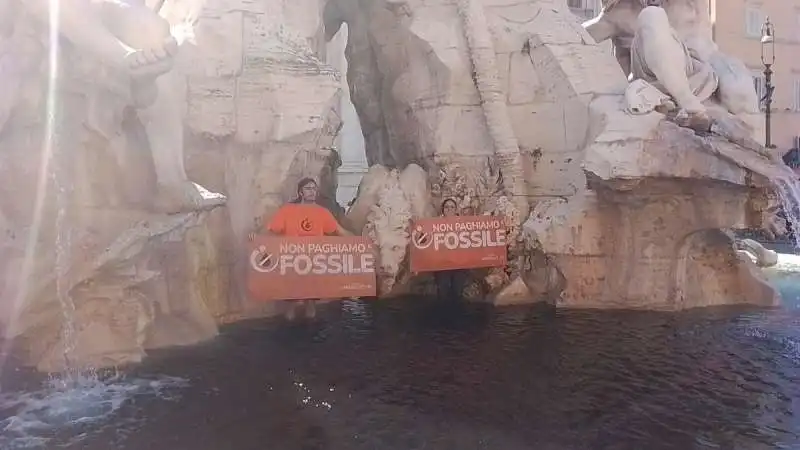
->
xmin=584 ymin=0 xmax=762 ymax=138
xmin=0 ymin=0 xmax=224 ymax=213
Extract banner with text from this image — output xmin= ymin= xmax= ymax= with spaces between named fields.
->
xmin=409 ymin=215 xmax=507 ymax=273
xmin=247 ymin=236 xmax=377 ymax=301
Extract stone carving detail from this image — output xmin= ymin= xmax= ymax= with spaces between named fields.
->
xmin=332 ymin=0 xmax=786 ymax=309
xmin=347 ymin=164 xmax=432 ymax=296
xmin=585 ymin=0 xmax=762 ymax=140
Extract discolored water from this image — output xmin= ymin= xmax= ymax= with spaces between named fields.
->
xmin=2 ymin=284 xmax=799 ymax=449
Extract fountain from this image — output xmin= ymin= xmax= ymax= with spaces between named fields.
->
xmin=0 ymin=0 xmax=795 ymax=383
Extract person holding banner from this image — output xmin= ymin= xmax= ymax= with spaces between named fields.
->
xmin=250 ymin=177 xmax=352 ymax=320
xmin=432 ymin=198 xmax=469 ymax=302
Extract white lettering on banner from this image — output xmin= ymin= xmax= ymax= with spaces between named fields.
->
xmin=430 ymin=229 xmax=506 ymax=250
xmin=278 ymin=242 xmax=368 ymax=254
xmin=279 ymin=242 xmax=306 ymax=253
xmin=276 ymin=253 xmax=375 ymax=275
xmin=453 ymin=220 xmax=502 ymax=232
xmin=430 ymin=219 xmax=502 ymax=234
xmin=432 ymin=223 xmax=454 ymax=233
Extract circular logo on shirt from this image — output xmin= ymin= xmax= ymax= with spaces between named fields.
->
xmin=300 ymin=218 xmax=313 ymax=232
xmin=411 ymin=225 xmax=433 ymax=250
xmin=250 ymin=245 xmax=279 ymax=273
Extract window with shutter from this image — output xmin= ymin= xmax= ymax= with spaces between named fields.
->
xmin=745 ymin=7 xmax=763 ymax=37
xmin=793 ymin=78 xmax=800 ymax=112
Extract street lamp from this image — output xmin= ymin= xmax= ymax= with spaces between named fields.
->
xmin=761 ymin=17 xmax=775 ymax=148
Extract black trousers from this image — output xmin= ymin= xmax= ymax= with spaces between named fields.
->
xmin=433 ymin=269 xmax=468 ymax=301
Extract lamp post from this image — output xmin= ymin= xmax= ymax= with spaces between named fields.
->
xmin=761 ymin=17 xmax=775 ymax=148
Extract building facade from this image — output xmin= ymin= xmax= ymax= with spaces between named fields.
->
xmin=711 ymin=0 xmax=800 ymax=151
xmin=568 ymin=0 xmax=602 ymax=20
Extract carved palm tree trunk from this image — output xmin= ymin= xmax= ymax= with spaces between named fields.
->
xmin=456 ymin=0 xmax=528 ymax=219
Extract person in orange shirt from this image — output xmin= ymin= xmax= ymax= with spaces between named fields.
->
xmin=433 ymin=198 xmax=469 ymax=302
xmin=250 ymin=177 xmax=352 ymax=320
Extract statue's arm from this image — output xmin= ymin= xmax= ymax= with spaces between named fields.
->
xmin=20 ymin=0 xmax=132 ymax=69
xmin=582 ymin=15 xmax=618 ymax=44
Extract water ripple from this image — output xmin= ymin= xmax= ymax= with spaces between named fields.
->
xmin=0 ymin=292 xmax=798 ymax=449
xmin=0 ymin=372 xmax=188 ymax=449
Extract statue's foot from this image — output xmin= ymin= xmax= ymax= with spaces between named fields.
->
xmin=152 ymin=181 xmax=227 ymax=215
xmin=674 ymin=109 xmax=713 ymax=133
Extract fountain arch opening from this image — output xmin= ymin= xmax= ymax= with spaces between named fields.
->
xmin=325 ymin=24 xmax=368 ymax=209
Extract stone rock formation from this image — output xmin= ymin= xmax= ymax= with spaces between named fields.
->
xmin=0 ymin=0 xmax=341 ymax=371
xmin=736 ymin=238 xmax=779 ymax=268
xmin=329 ymin=0 xmax=787 ymax=309
xmin=176 ymin=0 xmax=343 ymax=323
xmin=1 ymin=0 xmax=793 ymax=372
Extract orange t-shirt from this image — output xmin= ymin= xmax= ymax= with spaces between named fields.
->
xmin=265 ymin=203 xmax=339 ymax=237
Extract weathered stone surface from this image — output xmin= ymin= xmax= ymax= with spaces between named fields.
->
xmin=0 ymin=0 xmax=341 ymax=371
xmin=333 ymin=0 xmax=785 ymax=309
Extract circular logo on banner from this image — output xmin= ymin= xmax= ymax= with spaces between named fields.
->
xmin=300 ymin=218 xmax=313 ymax=232
xmin=411 ymin=225 xmax=433 ymax=249
xmin=250 ymin=245 xmax=279 ymax=273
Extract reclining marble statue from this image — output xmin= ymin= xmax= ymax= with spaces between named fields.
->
xmin=0 ymin=0 xmax=224 ymax=213
xmin=583 ymin=0 xmax=763 ymax=145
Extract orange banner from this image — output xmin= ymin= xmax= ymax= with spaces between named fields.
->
xmin=409 ymin=215 xmax=507 ymax=273
xmin=247 ymin=236 xmax=377 ymax=301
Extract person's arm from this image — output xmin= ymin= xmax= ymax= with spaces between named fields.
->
xmin=249 ymin=208 xmax=285 ymax=240
xmin=320 ymin=208 xmax=352 ymax=236
xmin=335 ymin=224 xmax=353 ymax=236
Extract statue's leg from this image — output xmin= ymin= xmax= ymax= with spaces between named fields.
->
xmin=137 ymin=70 xmax=188 ymax=187
xmin=614 ymin=45 xmax=632 ymax=78
xmin=136 ymin=49 xmax=225 ymax=213
xmin=708 ymin=51 xmax=765 ymax=144
xmin=635 ymin=6 xmax=706 ymax=115
xmin=102 ymin=1 xmax=207 ymax=211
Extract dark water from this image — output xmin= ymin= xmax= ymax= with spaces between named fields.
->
xmin=1 ymin=282 xmax=799 ymax=449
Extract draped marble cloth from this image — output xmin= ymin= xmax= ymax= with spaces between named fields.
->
xmin=601 ymin=0 xmax=719 ymax=104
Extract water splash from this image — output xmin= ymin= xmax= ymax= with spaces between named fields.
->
xmin=773 ymin=177 xmax=800 ymax=249
xmin=0 ymin=372 xmax=188 ymax=449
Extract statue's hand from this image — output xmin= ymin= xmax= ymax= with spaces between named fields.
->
xmin=125 ymin=36 xmax=179 ymax=79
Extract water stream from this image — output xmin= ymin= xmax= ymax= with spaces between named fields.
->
xmin=0 ymin=23 xmax=192 ymax=449
xmin=52 ymin=114 xmax=78 ymax=384
xmin=774 ymin=176 xmax=800 ymax=248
